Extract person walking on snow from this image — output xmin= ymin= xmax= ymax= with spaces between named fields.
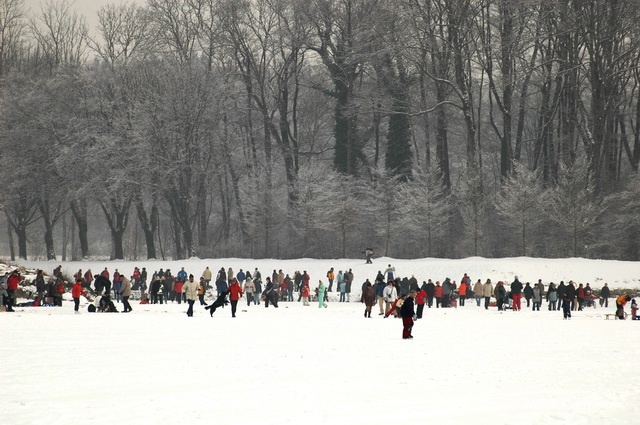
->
xmin=228 ymin=278 xmax=244 ymax=317
xmin=183 ymin=274 xmax=198 ymax=317
xmin=72 ymin=280 xmax=88 ymax=314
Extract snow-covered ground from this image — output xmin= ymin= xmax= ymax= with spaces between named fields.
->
xmin=2 ymin=256 xmax=639 ymax=425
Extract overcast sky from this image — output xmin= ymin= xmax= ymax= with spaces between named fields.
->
xmin=23 ymin=0 xmax=145 ymax=33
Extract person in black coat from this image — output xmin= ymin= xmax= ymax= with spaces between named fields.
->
xmin=94 ymin=274 xmax=111 ymax=295
xmin=150 ymin=278 xmax=162 ymax=304
xmin=523 ymin=283 xmax=533 ymax=307
xmin=423 ymin=280 xmax=435 ymax=308
xmin=400 ymin=291 xmax=416 ymax=339
xmin=564 ymin=281 xmax=577 ymax=311
xmin=600 ymin=283 xmax=611 ymax=308
xmin=263 ymin=278 xmax=278 ymax=308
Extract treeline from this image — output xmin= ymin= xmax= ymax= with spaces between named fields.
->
xmin=0 ymin=0 xmax=638 ymax=261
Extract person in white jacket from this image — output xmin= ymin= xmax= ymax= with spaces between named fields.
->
xmin=383 ymin=281 xmax=398 ymax=314
xmin=243 ymin=277 xmax=255 ymax=306
xmin=183 ymin=274 xmax=199 ymax=317
xmin=482 ymin=279 xmax=494 ymax=310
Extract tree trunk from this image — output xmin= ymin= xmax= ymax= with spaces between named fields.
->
xmin=70 ymin=200 xmax=90 ymax=258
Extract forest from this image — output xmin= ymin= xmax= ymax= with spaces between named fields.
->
xmin=0 ymin=0 xmax=639 ymax=261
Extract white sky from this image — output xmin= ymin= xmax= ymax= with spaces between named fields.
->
xmin=22 ymin=0 xmax=146 ymax=32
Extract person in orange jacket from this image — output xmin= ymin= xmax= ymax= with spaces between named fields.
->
xmin=434 ymin=282 xmax=443 ymax=308
xmin=616 ymin=294 xmax=631 ymax=320
xmin=72 ymin=279 xmax=88 ymax=314
xmin=197 ymin=277 xmax=208 ymax=306
xmin=458 ymin=281 xmax=468 ymax=307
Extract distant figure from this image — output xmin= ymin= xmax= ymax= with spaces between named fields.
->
xmin=600 ymin=283 xmax=610 ymax=308
xmin=364 ymin=248 xmax=374 ymax=264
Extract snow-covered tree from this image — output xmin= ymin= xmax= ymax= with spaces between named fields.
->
xmin=494 ymin=161 xmax=547 ymax=256
xmin=548 ymin=157 xmax=603 ymax=257
xmin=398 ymin=168 xmax=451 ymax=257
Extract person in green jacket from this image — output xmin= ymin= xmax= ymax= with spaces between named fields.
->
xmin=317 ymin=280 xmax=327 ymax=308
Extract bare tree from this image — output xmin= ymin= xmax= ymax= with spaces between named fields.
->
xmin=29 ymin=0 xmax=88 ymax=70
xmin=88 ymin=2 xmax=153 ymax=67
xmin=0 ymin=0 xmax=26 ymax=76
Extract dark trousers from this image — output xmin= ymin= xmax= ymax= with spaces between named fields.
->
xmin=231 ymin=300 xmax=238 ymax=317
xmin=328 ymin=280 xmax=333 ymax=292
xmin=563 ymin=299 xmax=572 ymax=319
xmin=442 ymin=294 xmax=450 ymax=307
xmin=484 ymin=297 xmax=491 ymax=309
xmin=73 ymin=297 xmax=80 ymax=312
xmin=6 ymin=289 xmax=15 ymax=311
xmin=526 ymin=297 xmax=531 ymax=307
xmin=122 ymin=296 xmax=132 ymax=312
xmin=427 ymin=295 xmax=434 ymax=308
xmin=459 ymin=297 xmax=465 ymax=306
xmin=186 ymin=299 xmax=195 ymax=316
xmin=402 ymin=316 xmax=414 ymax=339
xmin=436 ymin=297 xmax=442 ymax=308
xmin=198 ymin=294 xmax=207 ymax=305
xmin=416 ymin=303 xmax=425 ymax=319
xmin=151 ymin=292 xmax=159 ymax=304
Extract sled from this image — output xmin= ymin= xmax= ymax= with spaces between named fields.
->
xmin=604 ymin=312 xmax=628 ymax=320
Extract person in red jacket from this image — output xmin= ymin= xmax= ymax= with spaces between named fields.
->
xmin=6 ymin=270 xmax=23 ymax=312
xmin=301 ymin=284 xmax=310 ymax=306
xmin=415 ymin=288 xmax=427 ymax=319
xmin=576 ymin=283 xmax=586 ymax=311
xmin=228 ymin=278 xmax=244 ymax=318
xmin=72 ymin=280 xmax=88 ymax=314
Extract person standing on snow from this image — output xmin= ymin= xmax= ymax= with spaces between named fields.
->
xmin=383 ymin=280 xmax=397 ymax=314
xmin=385 ymin=265 xmax=395 ymax=281
xmin=120 ymin=276 xmax=133 ymax=313
xmin=482 ymin=279 xmax=493 ymax=310
xmin=510 ymin=277 xmax=523 ymax=311
xmin=326 ymin=268 xmax=335 ymax=292
xmin=547 ymin=282 xmax=557 ymax=311
xmin=243 ymin=277 xmax=255 ymax=306
xmin=434 ymin=281 xmax=443 ymax=308
xmin=362 ymin=281 xmax=376 ymax=317
xmin=202 ymin=266 xmax=213 ymax=289
xmin=523 ymin=282 xmax=533 ymax=308
xmin=400 ymin=291 xmax=416 ymax=339
xmin=375 ymin=278 xmax=386 ymax=315
xmin=197 ymin=277 xmax=208 ymax=306
xmin=473 ymin=279 xmax=483 ymax=307
xmin=317 ymin=280 xmax=327 ymax=308
xmin=532 ymin=283 xmax=542 ymax=311
xmin=600 ymin=283 xmax=610 ymax=308
xmin=183 ymin=274 xmax=198 ymax=317
xmin=415 ymin=287 xmax=427 ymax=319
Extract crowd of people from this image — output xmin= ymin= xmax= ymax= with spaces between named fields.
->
xmin=0 ymin=263 xmax=637 ymax=323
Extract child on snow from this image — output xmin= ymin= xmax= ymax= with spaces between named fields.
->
xmin=631 ymin=299 xmax=638 ymax=320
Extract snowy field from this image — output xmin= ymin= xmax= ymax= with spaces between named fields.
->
xmin=2 ymin=256 xmax=640 ymax=425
